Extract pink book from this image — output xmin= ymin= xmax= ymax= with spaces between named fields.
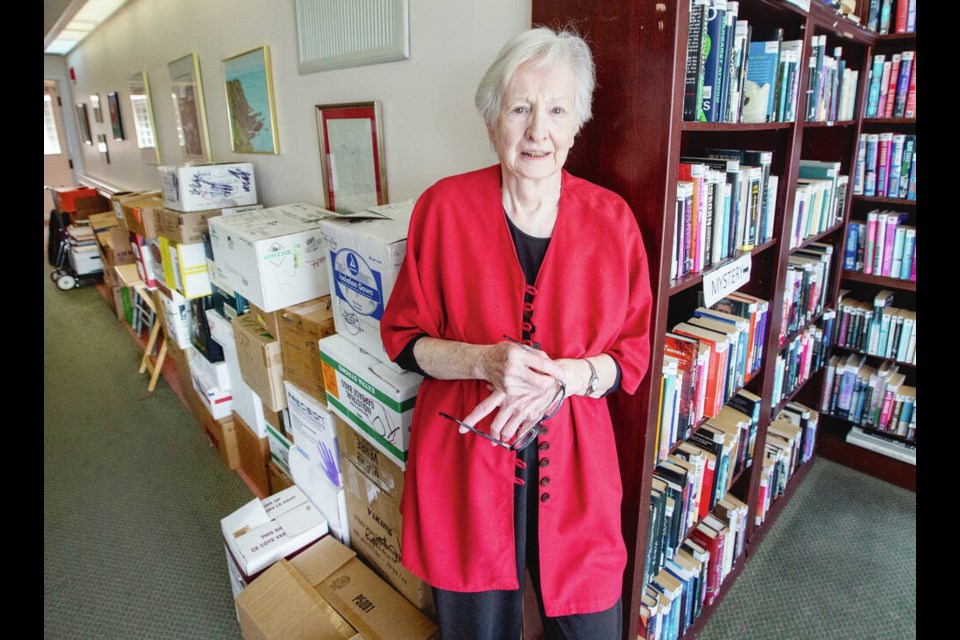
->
xmin=910 ymin=240 xmax=916 ymax=281
xmin=904 ymin=54 xmax=916 ymax=118
xmin=879 ymin=388 xmax=896 ymax=431
xmin=884 ymin=55 xmax=901 ymax=118
xmin=864 ymin=211 xmax=879 ymax=275
xmin=880 ymin=215 xmax=898 ymax=277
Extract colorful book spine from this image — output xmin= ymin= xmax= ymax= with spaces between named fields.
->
xmin=864 ymin=134 xmax=879 ymax=196
xmin=883 ymin=54 xmax=900 ymax=119
xmin=900 ymin=228 xmax=916 ymax=280
xmin=887 ymin=134 xmax=905 ymax=199
xmin=876 ymin=133 xmax=893 ymax=198
xmin=904 ymin=53 xmax=916 ymax=118
xmin=893 ymin=52 xmax=914 ymax=118
xmin=907 ymin=153 xmax=916 ymax=201
xmin=898 ymin=136 xmax=916 ymax=198
xmin=866 ymin=55 xmax=885 ymax=118
xmin=844 ymin=223 xmax=861 ymax=271
xmin=864 ymin=210 xmax=879 ymax=274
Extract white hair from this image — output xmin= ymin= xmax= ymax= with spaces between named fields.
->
xmin=475 ymin=27 xmax=596 ymax=133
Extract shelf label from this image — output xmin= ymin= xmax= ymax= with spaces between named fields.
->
xmin=702 ymin=253 xmax=752 ymax=308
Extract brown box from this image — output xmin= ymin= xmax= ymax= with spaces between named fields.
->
xmin=279 ymin=297 xmax=336 ymax=399
xmin=342 ymin=459 xmax=433 ymax=616
xmin=236 ymin=536 xmax=438 ymax=640
xmin=334 ymin=416 xmax=404 ymax=500
xmin=247 ymin=302 xmax=281 ymax=339
xmin=155 ymin=207 xmax=223 ymax=245
xmin=233 ymin=313 xmax=286 ymax=412
xmin=195 ymin=389 xmax=240 ymax=469
xmin=263 ymin=402 xmax=284 ymax=432
xmin=234 ymin=411 xmax=271 ymax=497
xmin=167 ymin=341 xmax=198 ymax=418
xmin=268 ymin=459 xmax=295 ymax=495
xmin=121 ymin=194 xmax=164 ymax=239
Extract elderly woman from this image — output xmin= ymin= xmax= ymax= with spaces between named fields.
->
xmin=381 ymin=27 xmax=652 ymax=640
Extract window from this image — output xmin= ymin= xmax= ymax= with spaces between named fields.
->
xmin=44 ymin=94 xmax=62 ymax=155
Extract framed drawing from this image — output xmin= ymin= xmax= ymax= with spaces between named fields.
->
xmin=75 ymin=103 xmax=92 ymax=145
xmin=107 ymin=91 xmax=124 ymax=140
xmin=90 ymin=94 xmax=103 ymax=123
xmin=315 ymin=101 xmax=387 ymax=213
xmin=223 ymin=45 xmax=279 ymax=154
xmin=128 ymin=70 xmax=161 ymax=164
xmin=96 ymin=134 xmax=110 ymax=164
xmin=168 ymin=52 xmax=213 ymax=162
xmin=295 ymin=0 xmax=409 ymax=73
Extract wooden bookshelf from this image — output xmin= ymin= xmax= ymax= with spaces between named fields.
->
xmin=527 ymin=1 xmax=880 ymax=637
xmin=852 ymin=195 xmax=916 ymax=206
xmin=817 ymin=414 xmax=916 ymax=491
xmin=841 ymin=269 xmax=915 ymax=291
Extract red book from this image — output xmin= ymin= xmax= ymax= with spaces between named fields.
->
xmin=904 ymin=55 xmax=916 ymax=118
xmin=678 ymin=163 xmax=706 ymax=273
xmin=673 ymin=323 xmax=729 ymax=417
xmin=884 ymin=55 xmax=901 ymax=118
xmin=689 ymin=521 xmax=726 ymax=607
xmin=895 ymin=0 xmax=909 ymax=33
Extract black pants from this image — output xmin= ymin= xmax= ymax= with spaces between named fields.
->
xmin=432 ymin=439 xmax=623 ymax=640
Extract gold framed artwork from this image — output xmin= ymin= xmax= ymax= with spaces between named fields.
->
xmin=315 ymin=101 xmax=388 ymax=213
xmin=168 ymin=53 xmax=213 ymax=162
xmin=128 ymin=70 xmax=161 ymax=164
xmin=223 ymin=45 xmax=280 ymax=154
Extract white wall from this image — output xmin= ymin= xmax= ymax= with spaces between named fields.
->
xmin=64 ymin=0 xmax=531 ymax=205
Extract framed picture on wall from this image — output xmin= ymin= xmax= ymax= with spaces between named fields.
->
xmin=75 ymin=103 xmax=92 ymax=145
xmin=315 ymin=101 xmax=387 ymax=213
xmin=223 ymin=45 xmax=280 ymax=154
xmin=128 ymin=70 xmax=161 ymax=164
xmin=90 ymin=94 xmax=103 ymax=123
xmin=168 ymin=52 xmax=213 ymax=162
xmin=107 ymin=92 xmax=124 ymax=140
xmin=96 ymin=134 xmax=110 ymax=164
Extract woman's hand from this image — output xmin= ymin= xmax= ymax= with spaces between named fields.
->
xmin=461 ymin=341 xmax=566 ymax=445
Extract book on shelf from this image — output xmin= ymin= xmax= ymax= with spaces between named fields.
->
xmin=689 ymin=518 xmax=727 ymax=607
xmin=875 ymin=59 xmax=893 ymax=119
xmin=778 ymin=401 xmax=820 ymax=465
xmin=893 ymin=51 xmax=914 ymax=118
xmin=742 ymin=29 xmax=782 ymax=123
xmin=700 ymin=0 xmax=730 ymax=124
xmin=650 ymin=567 xmax=684 ymax=640
xmin=882 ymin=54 xmax=900 ymax=119
xmin=904 ymin=54 xmax=916 ymax=118
xmin=866 ymin=55 xmax=885 ymax=118
xmin=684 ymin=0 xmax=710 ymax=122
xmin=897 ymin=136 xmax=915 ymax=198
xmin=673 ymin=322 xmax=731 ymax=418
xmin=689 ymin=314 xmax=745 ymax=400
xmin=878 ymin=0 xmax=894 ymax=35
xmin=845 ymin=425 xmax=916 ymax=465
xmin=866 ymin=0 xmax=881 ymax=32
xmin=755 ymin=456 xmax=775 ymax=526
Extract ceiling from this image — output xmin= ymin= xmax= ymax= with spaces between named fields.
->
xmin=44 ymin=0 xmax=132 ymax=55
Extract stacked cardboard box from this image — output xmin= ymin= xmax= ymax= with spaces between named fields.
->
xmin=236 ymin=536 xmax=438 ymax=640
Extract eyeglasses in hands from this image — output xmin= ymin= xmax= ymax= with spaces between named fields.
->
xmin=439 ymin=378 xmax=566 ymax=452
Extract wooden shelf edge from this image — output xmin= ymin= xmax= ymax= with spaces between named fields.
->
xmin=816 ymin=426 xmax=916 ymax=492
xmin=841 ymin=270 xmax=916 ymax=290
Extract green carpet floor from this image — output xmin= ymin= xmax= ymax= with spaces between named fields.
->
xmin=43 ymin=262 xmax=916 ymax=639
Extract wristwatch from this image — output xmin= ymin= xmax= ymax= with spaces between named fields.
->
xmin=585 ymin=358 xmax=599 ymax=396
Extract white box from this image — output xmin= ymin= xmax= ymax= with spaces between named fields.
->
xmin=289 ymin=444 xmax=351 ymax=546
xmin=160 ymin=236 xmax=211 ymax=299
xmin=68 ymin=245 xmax=103 ymax=275
xmin=191 ymin=367 xmax=233 ymax=420
xmin=220 ymin=485 xmax=328 ymax=583
xmin=158 ymin=286 xmax=193 ymax=349
xmin=267 ymin=423 xmax=292 ymax=475
xmin=205 ymin=309 xmax=268 ymax=437
xmin=190 ymin=333 xmax=232 ymax=390
xmin=208 ymin=203 xmax=343 ymax=312
xmin=159 ymin=163 xmax=257 ymax=212
xmin=319 ymin=202 xmax=413 ymax=364
xmin=284 ymin=381 xmax=343 ymax=488
xmin=319 ymin=334 xmax=421 ymax=466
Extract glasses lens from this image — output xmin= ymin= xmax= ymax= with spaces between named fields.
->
xmin=543 ymin=380 xmax=566 ymax=420
xmin=511 ymin=425 xmax=540 ymax=452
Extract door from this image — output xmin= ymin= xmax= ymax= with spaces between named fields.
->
xmin=44 ymin=81 xmax=75 ymax=220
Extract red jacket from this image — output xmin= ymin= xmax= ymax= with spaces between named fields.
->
xmin=381 ymin=165 xmax=652 ymax=616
